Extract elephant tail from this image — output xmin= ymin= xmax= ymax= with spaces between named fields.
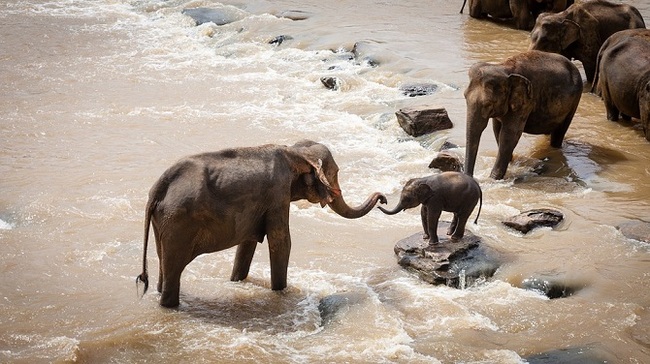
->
xmin=135 ymin=199 xmax=154 ymax=298
xmin=460 ymin=0 xmax=467 ymax=14
xmin=473 ymin=187 xmax=482 ymax=224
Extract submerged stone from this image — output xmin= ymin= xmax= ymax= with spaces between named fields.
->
xmin=502 ymin=209 xmax=563 ymax=234
xmin=520 ymin=276 xmax=584 ymax=299
xmin=617 ymin=220 xmax=650 ymax=243
xmin=524 ymin=345 xmax=614 ymax=363
xmin=182 ymin=7 xmax=246 ymax=26
xmin=318 ymin=292 xmax=366 ymax=325
xmin=269 ymin=35 xmax=293 ymax=46
xmin=394 ymin=222 xmax=501 ymax=288
xmin=399 ymin=83 xmax=439 ymax=97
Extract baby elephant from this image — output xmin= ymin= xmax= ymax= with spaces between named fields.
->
xmin=379 ymin=172 xmax=482 ymax=244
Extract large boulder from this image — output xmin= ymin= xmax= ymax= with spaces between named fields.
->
xmin=502 ymin=209 xmax=564 ymax=234
xmin=395 ymin=106 xmax=453 ymax=137
xmin=394 ymin=222 xmax=502 ymax=288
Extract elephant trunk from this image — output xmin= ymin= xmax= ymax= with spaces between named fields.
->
xmin=377 ymin=203 xmax=403 ymax=215
xmin=328 ymin=192 xmax=386 ymax=219
xmin=464 ymin=109 xmax=489 ymax=176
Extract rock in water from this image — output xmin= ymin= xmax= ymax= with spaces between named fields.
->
xmin=395 ymin=106 xmax=453 ymax=137
xmin=393 ymin=222 xmax=501 ymax=288
xmin=502 ymin=209 xmax=563 ymax=234
xmin=617 ymin=220 xmax=650 ymax=243
xmin=182 ymin=7 xmax=246 ymax=26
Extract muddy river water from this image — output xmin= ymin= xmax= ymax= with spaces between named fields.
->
xmin=1 ymin=0 xmax=649 ymax=362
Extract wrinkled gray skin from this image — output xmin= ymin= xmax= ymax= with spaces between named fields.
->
xmin=460 ymin=0 xmax=573 ymax=30
xmin=136 ymin=140 xmax=387 ymax=307
xmin=464 ymin=50 xmax=582 ymax=180
xmin=529 ymin=0 xmax=646 ymax=83
xmin=593 ymin=29 xmax=650 ymax=142
xmin=379 ymin=172 xmax=482 ymax=244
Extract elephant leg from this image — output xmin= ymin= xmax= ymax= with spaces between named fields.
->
xmin=266 ymin=210 xmax=291 ymax=291
xmin=621 ymin=113 xmax=632 ymax=122
xmin=425 ymin=207 xmax=442 ymax=244
xmin=159 ymin=252 xmax=192 ymax=308
xmin=492 ymin=120 xmax=502 ymax=146
xmin=421 ymin=205 xmax=430 ymax=240
xmin=448 ymin=214 xmax=458 ymax=236
xmin=550 ymin=105 xmax=578 ymax=148
xmin=491 ymin=117 xmax=525 ymax=179
xmin=509 ymin=0 xmax=532 ymax=30
xmin=450 ymin=210 xmax=473 ymax=241
xmin=469 ymin=0 xmax=485 ymax=18
xmin=604 ymin=100 xmax=620 ymax=122
xmin=230 ymin=241 xmax=257 ymax=282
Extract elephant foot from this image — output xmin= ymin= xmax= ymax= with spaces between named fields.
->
xmin=450 ymin=233 xmax=464 ymax=242
xmin=160 ymin=293 xmax=180 ymax=308
xmin=422 ymin=233 xmax=430 ymax=240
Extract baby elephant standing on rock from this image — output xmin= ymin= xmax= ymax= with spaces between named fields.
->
xmin=379 ymin=172 xmax=482 ymax=244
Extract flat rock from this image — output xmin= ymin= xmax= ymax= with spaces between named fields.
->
xmin=394 ymin=222 xmax=501 ymax=288
xmin=502 ymin=209 xmax=563 ymax=234
xmin=399 ymin=83 xmax=439 ymax=97
xmin=524 ymin=345 xmax=614 ymax=363
xmin=395 ymin=106 xmax=453 ymax=137
xmin=182 ymin=7 xmax=246 ymax=26
xmin=617 ymin=220 xmax=650 ymax=243
xmin=428 ymin=150 xmax=463 ymax=172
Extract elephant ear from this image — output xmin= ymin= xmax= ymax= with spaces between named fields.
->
xmin=560 ymin=19 xmax=581 ymax=50
xmin=309 ymin=158 xmax=341 ymax=198
xmin=508 ymin=73 xmax=533 ymax=112
xmin=415 ymin=183 xmax=434 ymax=203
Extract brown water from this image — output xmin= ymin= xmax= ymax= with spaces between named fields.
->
xmin=1 ymin=0 xmax=649 ymax=362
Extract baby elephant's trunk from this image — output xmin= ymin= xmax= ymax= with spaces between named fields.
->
xmin=378 ymin=204 xmax=403 ymax=215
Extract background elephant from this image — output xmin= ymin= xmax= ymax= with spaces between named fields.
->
xmin=460 ymin=0 xmax=573 ymax=30
xmin=464 ymin=50 xmax=582 ymax=180
xmin=529 ymin=0 xmax=646 ymax=83
xmin=136 ymin=140 xmax=386 ymax=307
xmin=378 ymin=172 xmax=482 ymax=244
xmin=593 ymin=29 xmax=650 ymax=141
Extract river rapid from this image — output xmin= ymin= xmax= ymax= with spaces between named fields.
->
xmin=1 ymin=0 xmax=649 ymax=362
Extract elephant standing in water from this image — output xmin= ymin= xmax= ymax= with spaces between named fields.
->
xmin=136 ymin=140 xmax=386 ymax=307
xmin=460 ymin=0 xmax=573 ymax=30
xmin=378 ymin=172 xmax=482 ymax=244
xmin=464 ymin=50 xmax=582 ymax=180
xmin=593 ymin=29 xmax=650 ymax=141
xmin=529 ymin=0 xmax=646 ymax=83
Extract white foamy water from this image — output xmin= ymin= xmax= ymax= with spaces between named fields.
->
xmin=1 ymin=0 xmax=649 ymax=363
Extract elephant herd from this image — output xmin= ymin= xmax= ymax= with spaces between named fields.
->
xmin=464 ymin=0 xmax=649 ymax=180
xmin=136 ymin=0 xmax=649 ymax=308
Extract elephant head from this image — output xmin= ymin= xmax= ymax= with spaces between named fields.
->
xmin=463 ymin=63 xmax=533 ymax=177
xmin=529 ymin=12 xmax=581 ymax=54
xmin=378 ymin=178 xmax=431 ymax=215
xmin=287 ymin=140 xmax=386 ymax=218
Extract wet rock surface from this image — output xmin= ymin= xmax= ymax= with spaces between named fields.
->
xmin=520 ymin=276 xmax=584 ymax=299
xmin=428 ymin=150 xmax=463 ymax=172
xmin=399 ymin=83 xmax=439 ymax=97
xmin=617 ymin=220 xmax=650 ymax=243
xmin=502 ymin=209 xmax=564 ymax=234
xmin=524 ymin=345 xmax=614 ymax=363
xmin=182 ymin=7 xmax=246 ymax=26
xmin=320 ymin=76 xmax=340 ymax=90
xmin=318 ymin=292 xmax=366 ymax=325
xmin=395 ymin=106 xmax=453 ymax=137
xmin=394 ymin=222 xmax=501 ymax=288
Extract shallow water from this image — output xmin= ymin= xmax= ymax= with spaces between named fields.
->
xmin=1 ymin=0 xmax=649 ymax=362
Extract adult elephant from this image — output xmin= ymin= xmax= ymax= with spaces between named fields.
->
xmin=464 ymin=50 xmax=582 ymax=180
xmin=593 ymin=29 xmax=650 ymax=141
xmin=460 ymin=0 xmax=573 ymax=30
xmin=136 ymin=140 xmax=387 ymax=307
xmin=529 ymin=0 xmax=646 ymax=83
